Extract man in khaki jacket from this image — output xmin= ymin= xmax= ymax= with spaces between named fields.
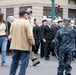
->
xmin=9 ymin=9 xmax=34 ymax=75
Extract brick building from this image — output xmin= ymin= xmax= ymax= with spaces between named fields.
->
xmin=0 ymin=0 xmax=76 ymax=23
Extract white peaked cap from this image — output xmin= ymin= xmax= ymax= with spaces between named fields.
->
xmin=53 ymin=20 xmax=58 ymax=23
xmin=8 ymin=16 xmax=14 ymax=19
xmin=71 ymin=20 xmax=74 ymax=23
xmin=27 ymin=8 xmax=32 ymax=12
xmin=46 ymin=18 xmax=52 ymax=21
xmin=42 ymin=16 xmax=47 ymax=20
xmin=57 ymin=19 xmax=63 ymax=22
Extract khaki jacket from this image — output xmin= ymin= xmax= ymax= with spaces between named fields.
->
xmin=9 ymin=18 xmax=34 ymax=51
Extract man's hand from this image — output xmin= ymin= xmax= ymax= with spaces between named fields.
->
xmin=8 ymin=35 xmax=12 ymax=42
xmin=32 ymin=44 xmax=36 ymax=52
xmin=52 ymin=39 xmax=55 ymax=43
xmin=55 ymin=54 xmax=59 ymax=59
xmin=42 ymin=39 xmax=46 ymax=43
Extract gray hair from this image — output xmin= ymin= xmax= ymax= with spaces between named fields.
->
xmin=7 ymin=16 xmax=14 ymax=21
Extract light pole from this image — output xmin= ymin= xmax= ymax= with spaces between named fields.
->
xmin=51 ymin=0 xmax=55 ymax=21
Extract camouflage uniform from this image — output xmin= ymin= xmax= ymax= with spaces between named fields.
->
xmin=54 ymin=25 xmax=76 ymax=75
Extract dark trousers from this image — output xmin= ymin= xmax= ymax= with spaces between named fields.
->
xmin=43 ymin=40 xmax=51 ymax=59
xmin=50 ymin=42 xmax=54 ymax=56
xmin=34 ymin=39 xmax=40 ymax=54
xmin=57 ymin=50 xmax=72 ymax=75
xmin=9 ymin=50 xmax=30 ymax=75
xmin=40 ymin=40 xmax=44 ymax=57
xmin=7 ymin=40 xmax=11 ymax=54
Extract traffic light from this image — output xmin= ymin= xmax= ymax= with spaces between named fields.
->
xmin=55 ymin=4 xmax=60 ymax=14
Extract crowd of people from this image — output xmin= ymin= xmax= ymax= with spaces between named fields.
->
xmin=0 ymin=8 xmax=76 ymax=75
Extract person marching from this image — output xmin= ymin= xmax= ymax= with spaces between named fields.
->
xmin=33 ymin=18 xmax=40 ymax=54
xmin=42 ymin=18 xmax=53 ymax=60
xmin=6 ymin=16 xmax=14 ymax=56
xmin=40 ymin=18 xmax=47 ymax=58
xmin=54 ymin=18 xmax=76 ymax=75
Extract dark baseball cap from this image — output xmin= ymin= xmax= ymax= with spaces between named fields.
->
xmin=19 ymin=9 xmax=29 ymax=16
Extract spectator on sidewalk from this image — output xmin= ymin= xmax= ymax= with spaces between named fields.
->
xmin=27 ymin=8 xmax=40 ymax=66
xmin=0 ymin=13 xmax=8 ymax=66
xmin=9 ymin=9 xmax=34 ymax=75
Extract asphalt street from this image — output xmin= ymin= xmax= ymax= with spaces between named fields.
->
xmin=0 ymin=54 xmax=76 ymax=75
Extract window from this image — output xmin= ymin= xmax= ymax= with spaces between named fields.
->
xmin=68 ymin=9 xmax=76 ymax=24
xmin=19 ymin=6 xmax=32 ymax=11
xmin=68 ymin=0 xmax=76 ymax=4
xmin=6 ymin=8 xmax=14 ymax=21
xmin=43 ymin=7 xmax=51 ymax=18
xmin=43 ymin=7 xmax=63 ymax=19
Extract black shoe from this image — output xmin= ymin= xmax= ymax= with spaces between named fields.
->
xmin=2 ymin=63 xmax=7 ymax=67
xmin=74 ymin=55 xmax=76 ymax=59
xmin=57 ymin=72 xmax=63 ymax=75
xmin=65 ymin=73 xmax=71 ymax=75
xmin=45 ymin=57 xmax=50 ymax=60
xmin=52 ymin=53 xmax=55 ymax=56
xmin=33 ymin=60 xmax=40 ymax=66
xmin=41 ymin=56 xmax=44 ymax=58
xmin=6 ymin=53 xmax=10 ymax=56
xmin=72 ymin=57 xmax=75 ymax=61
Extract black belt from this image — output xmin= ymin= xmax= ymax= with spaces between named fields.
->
xmin=0 ymin=35 xmax=6 ymax=37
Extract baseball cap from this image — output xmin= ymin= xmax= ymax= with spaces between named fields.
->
xmin=19 ymin=9 xmax=29 ymax=16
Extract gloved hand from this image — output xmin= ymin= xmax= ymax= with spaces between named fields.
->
xmin=32 ymin=44 xmax=36 ymax=53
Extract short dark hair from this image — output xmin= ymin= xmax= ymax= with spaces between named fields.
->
xmin=30 ymin=11 xmax=32 ymax=13
xmin=34 ymin=18 xmax=37 ymax=22
xmin=0 ymin=13 xmax=4 ymax=23
xmin=58 ymin=21 xmax=62 ymax=24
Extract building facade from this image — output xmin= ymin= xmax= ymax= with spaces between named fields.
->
xmin=0 ymin=0 xmax=76 ymax=23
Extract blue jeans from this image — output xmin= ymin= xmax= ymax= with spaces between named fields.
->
xmin=9 ymin=50 xmax=30 ymax=75
xmin=0 ymin=36 xmax=7 ymax=64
